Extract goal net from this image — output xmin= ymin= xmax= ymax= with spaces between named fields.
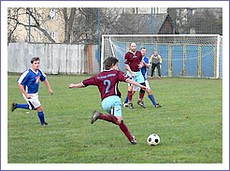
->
xmin=101 ymin=34 xmax=222 ymax=78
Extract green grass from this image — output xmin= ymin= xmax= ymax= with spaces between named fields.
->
xmin=7 ymin=74 xmax=222 ymax=164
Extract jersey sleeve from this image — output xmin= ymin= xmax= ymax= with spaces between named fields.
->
xmin=117 ymin=71 xmax=130 ymax=82
xmin=159 ymin=55 xmax=163 ymax=63
xmin=39 ymin=70 xmax=47 ymax=81
xmin=82 ymin=76 xmax=98 ymax=87
xmin=144 ymin=57 xmax=149 ymax=64
xmin=17 ymin=70 xmax=29 ymax=85
xmin=149 ymin=55 xmax=153 ymax=63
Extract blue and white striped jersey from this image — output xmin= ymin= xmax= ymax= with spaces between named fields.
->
xmin=18 ymin=68 xmax=46 ymax=94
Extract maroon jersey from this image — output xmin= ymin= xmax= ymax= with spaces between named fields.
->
xmin=124 ymin=51 xmax=143 ymax=72
xmin=82 ymin=70 xmax=130 ymax=100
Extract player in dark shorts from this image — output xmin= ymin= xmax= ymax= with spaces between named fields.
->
xmin=69 ymin=57 xmax=149 ymax=144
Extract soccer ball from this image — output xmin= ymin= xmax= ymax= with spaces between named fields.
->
xmin=147 ymin=133 xmax=160 ymax=146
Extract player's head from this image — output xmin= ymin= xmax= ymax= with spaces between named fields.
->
xmin=130 ymin=42 xmax=137 ymax=52
xmin=140 ymin=47 xmax=146 ymax=56
xmin=154 ymin=51 xmax=158 ymax=56
xmin=103 ymin=57 xmax=119 ymax=70
xmin=31 ymin=57 xmax=40 ymax=70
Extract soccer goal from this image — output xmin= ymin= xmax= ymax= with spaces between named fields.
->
xmin=101 ymin=34 xmax=222 ymax=78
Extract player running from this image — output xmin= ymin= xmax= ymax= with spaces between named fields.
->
xmin=69 ymin=57 xmax=150 ymax=145
xmin=11 ymin=57 xmax=53 ymax=125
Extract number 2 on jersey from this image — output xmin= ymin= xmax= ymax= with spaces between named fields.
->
xmin=104 ymin=79 xmax=111 ymax=94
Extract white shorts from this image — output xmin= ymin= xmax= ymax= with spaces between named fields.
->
xmin=132 ymin=80 xmax=150 ymax=92
xmin=22 ymin=93 xmax=41 ymax=110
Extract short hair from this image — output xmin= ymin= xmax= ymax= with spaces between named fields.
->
xmin=140 ymin=47 xmax=146 ymax=50
xmin=31 ymin=57 xmax=40 ymax=64
xmin=103 ymin=57 xmax=119 ymax=70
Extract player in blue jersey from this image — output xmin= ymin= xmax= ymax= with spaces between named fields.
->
xmin=69 ymin=57 xmax=149 ymax=144
xmin=11 ymin=57 xmax=53 ymax=125
xmin=123 ymin=47 xmax=162 ymax=108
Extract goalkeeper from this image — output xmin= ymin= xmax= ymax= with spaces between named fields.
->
xmin=150 ymin=51 xmax=162 ymax=78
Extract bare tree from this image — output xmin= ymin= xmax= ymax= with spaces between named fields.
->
xmin=167 ymin=8 xmax=222 ymax=34
xmin=8 ymin=8 xmax=56 ymax=43
xmin=62 ymin=8 xmax=76 ymax=43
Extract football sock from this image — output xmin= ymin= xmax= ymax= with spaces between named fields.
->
xmin=98 ymin=113 xmax=118 ymax=124
xmin=139 ymin=92 xmax=145 ymax=101
xmin=128 ymin=91 xmax=133 ymax=102
xmin=148 ymin=94 xmax=157 ymax=106
xmin=119 ymin=121 xmax=133 ymax=141
xmin=124 ymin=95 xmax=128 ymax=103
xmin=16 ymin=104 xmax=29 ymax=109
xmin=38 ymin=111 xmax=45 ymax=125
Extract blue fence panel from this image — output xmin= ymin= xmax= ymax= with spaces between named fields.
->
xmin=158 ymin=45 xmax=168 ymax=77
xmin=172 ymin=45 xmax=183 ymax=77
xmin=186 ymin=45 xmax=198 ymax=77
xmin=201 ymin=46 xmax=214 ymax=77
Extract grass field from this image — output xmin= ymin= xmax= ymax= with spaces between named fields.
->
xmin=7 ymin=74 xmax=222 ymax=165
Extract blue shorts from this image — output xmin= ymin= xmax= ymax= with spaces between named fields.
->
xmin=101 ymin=96 xmax=122 ymax=117
xmin=127 ymin=70 xmax=145 ymax=83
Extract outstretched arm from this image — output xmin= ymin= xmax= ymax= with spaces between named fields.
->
xmin=69 ymin=83 xmax=85 ymax=89
xmin=125 ymin=79 xmax=150 ymax=93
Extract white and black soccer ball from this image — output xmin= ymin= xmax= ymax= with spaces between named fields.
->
xmin=147 ymin=133 xmax=160 ymax=146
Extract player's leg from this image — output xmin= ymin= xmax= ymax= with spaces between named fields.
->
xmin=151 ymin=64 xmax=155 ymax=77
xmin=127 ymin=84 xmax=134 ymax=109
xmin=37 ymin=105 xmax=48 ymax=125
xmin=136 ymin=71 xmax=146 ymax=108
xmin=145 ymin=80 xmax=162 ymax=108
xmin=29 ymin=94 xmax=48 ymax=125
xmin=125 ymin=72 xmax=136 ymax=109
xmin=11 ymin=93 xmax=36 ymax=112
xmin=11 ymin=102 xmax=29 ymax=112
xmin=123 ymin=86 xmax=138 ymax=107
xmin=113 ymin=103 xmax=137 ymax=144
xmin=92 ymin=96 xmax=136 ymax=144
xmin=92 ymin=96 xmax=119 ymax=124
xmin=157 ymin=63 xmax=161 ymax=78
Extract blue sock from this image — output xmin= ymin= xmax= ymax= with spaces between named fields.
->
xmin=124 ymin=95 xmax=128 ymax=103
xmin=38 ymin=111 xmax=45 ymax=125
xmin=148 ymin=94 xmax=157 ymax=106
xmin=16 ymin=104 xmax=29 ymax=109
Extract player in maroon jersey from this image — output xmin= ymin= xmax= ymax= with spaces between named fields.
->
xmin=124 ymin=42 xmax=146 ymax=109
xmin=69 ymin=57 xmax=149 ymax=144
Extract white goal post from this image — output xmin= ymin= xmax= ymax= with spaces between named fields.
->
xmin=101 ymin=34 xmax=222 ymax=78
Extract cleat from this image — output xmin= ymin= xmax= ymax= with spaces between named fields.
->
xmin=123 ymin=103 xmax=129 ymax=107
xmin=11 ymin=102 xmax=17 ymax=112
xmin=91 ymin=111 xmax=99 ymax=124
xmin=41 ymin=122 xmax=48 ymax=126
xmin=130 ymin=136 xmax=137 ymax=145
xmin=155 ymin=103 xmax=162 ymax=108
xmin=128 ymin=103 xmax=134 ymax=109
xmin=137 ymin=100 xmax=146 ymax=108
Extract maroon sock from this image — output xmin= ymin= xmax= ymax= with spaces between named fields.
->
xmin=98 ymin=113 xmax=118 ymax=124
xmin=128 ymin=91 xmax=133 ymax=102
xmin=139 ymin=92 xmax=145 ymax=101
xmin=119 ymin=121 xmax=133 ymax=141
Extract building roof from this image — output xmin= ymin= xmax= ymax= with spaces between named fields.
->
xmin=113 ymin=13 xmax=171 ymax=34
